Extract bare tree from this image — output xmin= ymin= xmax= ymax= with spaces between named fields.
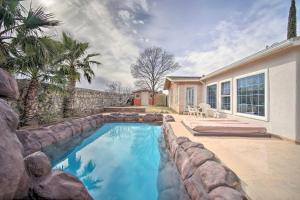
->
xmin=106 ymin=81 xmax=122 ymax=94
xmin=131 ymin=47 xmax=180 ymax=104
xmin=106 ymin=81 xmax=132 ymax=105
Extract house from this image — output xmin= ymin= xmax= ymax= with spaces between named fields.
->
xmin=132 ymin=89 xmax=157 ymax=106
xmin=164 ymin=37 xmax=300 ymax=142
xmin=164 ymin=76 xmax=203 ymax=113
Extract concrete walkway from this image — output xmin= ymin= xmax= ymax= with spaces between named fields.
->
xmin=170 ymin=114 xmax=300 ymax=200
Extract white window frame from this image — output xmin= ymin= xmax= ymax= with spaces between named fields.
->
xmin=219 ymin=78 xmax=233 ymax=114
xmin=184 ymin=85 xmax=198 ymax=111
xmin=206 ymin=82 xmax=218 ymax=110
xmin=233 ymin=69 xmax=269 ymax=121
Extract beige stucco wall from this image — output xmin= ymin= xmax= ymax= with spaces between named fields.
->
xmin=202 ymin=47 xmax=300 ymax=142
xmin=168 ymin=82 xmax=202 ymax=114
xmin=296 ymin=50 xmax=300 ymax=142
xmin=168 ymin=82 xmax=180 ymax=113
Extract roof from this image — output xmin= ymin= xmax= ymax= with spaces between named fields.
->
xmin=163 ymin=37 xmax=300 ymax=90
xmin=201 ymin=37 xmax=300 ymax=80
xmin=163 ymin=76 xmax=202 ymax=90
xmin=166 ymin=76 xmax=202 ymax=81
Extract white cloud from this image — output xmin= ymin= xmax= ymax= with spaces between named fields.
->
xmin=33 ymin=0 xmax=143 ymax=90
xmin=118 ymin=10 xmax=131 ymax=21
xmin=133 ymin=20 xmax=145 ymax=24
xmin=174 ymin=0 xmax=289 ymax=76
xmin=28 ymin=0 xmax=294 ymax=91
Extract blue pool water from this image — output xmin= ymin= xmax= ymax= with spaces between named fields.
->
xmin=53 ymin=123 xmax=161 ymax=200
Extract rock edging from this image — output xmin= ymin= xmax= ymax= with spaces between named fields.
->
xmin=0 ymin=69 xmax=92 ymax=200
xmin=18 ymin=113 xmax=164 ymax=156
xmin=162 ymin=118 xmax=247 ymax=200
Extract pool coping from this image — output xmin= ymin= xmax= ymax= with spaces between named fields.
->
xmin=17 ymin=113 xmax=163 ymax=156
xmin=16 ymin=113 xmax=247 ymax=200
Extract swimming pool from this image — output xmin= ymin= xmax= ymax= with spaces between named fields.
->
xmin=49 ymin=123 xmax=188 ymax=200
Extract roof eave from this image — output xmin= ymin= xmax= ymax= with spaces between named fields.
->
xmin=201 ymin=38 xmax=300 ymax=81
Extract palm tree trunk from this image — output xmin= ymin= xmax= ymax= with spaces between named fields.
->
xmin=22 ymin=78 xmax=39 ymax=126
xmin=63 ymin=76 xmax=76 ymax=118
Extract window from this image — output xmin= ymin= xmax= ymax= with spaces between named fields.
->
xmin=237 ymin=73 xmax=265 ymax=117
xmin=221 ymin=81 xmax=231 ymax=111
xmin=186 ymin=87 xmax=195 ymax=107
xmin=135 ymin=94 xmax=140 ymax=98
xmin=207 ymin=84 xmax=217 ymax=109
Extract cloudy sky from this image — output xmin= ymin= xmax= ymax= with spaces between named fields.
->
xmin=33 ymin=0 xmax=299 ymax=90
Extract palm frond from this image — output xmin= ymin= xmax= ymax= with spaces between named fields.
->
xmin=21 ymin=6 xmax=59 ymax=33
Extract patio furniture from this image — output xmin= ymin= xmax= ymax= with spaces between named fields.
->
xmin=197 ymin=103 xmax=211 ymax=117
xmin=187 ymin=106 xmax=198 ymax=116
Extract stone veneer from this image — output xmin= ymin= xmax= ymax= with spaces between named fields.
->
xmin=162 ymin=117 xmax=247 ymax=200
xmin=8 ymin=79 xmax=130 ymax=123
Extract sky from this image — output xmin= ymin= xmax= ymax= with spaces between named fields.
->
xmin=32 ymin=0 xmax=299 ymax=90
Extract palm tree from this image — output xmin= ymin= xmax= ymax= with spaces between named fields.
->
xmin=11 ymin=35 xmax=65 ymax=125
xmin=0 ymin=1 xmax=61 ymax=125
xmin=57 ymin=32 xmax=100 ymax=118
xmin=0 ymin=1 xmax=59 ymax=67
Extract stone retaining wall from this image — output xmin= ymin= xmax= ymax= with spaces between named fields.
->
xmin=8 ymin=79 xmax=130 ymax=124
xmin=17 ymin=113 xmax=163 ymax=156
xmin=162 ymin=119 xmax=247 ymax=200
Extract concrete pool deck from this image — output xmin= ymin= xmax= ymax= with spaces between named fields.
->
xmin=169 ymin=114 xmax=300 ymax=200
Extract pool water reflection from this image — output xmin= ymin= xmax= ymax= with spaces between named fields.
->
xmin=53 ymin=123 xmax=161 ymax=200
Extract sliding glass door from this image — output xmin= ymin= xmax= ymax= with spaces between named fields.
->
xmin=186 ymin=87 xmax=195 ymax=110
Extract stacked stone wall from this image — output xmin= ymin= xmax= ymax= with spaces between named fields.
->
xmin=8 ymin=79 xmax=129 ymax=124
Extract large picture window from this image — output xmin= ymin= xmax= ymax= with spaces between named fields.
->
xmin=207 ymin=84 xmax=217 ymax=109
xmin=221 ymin=81 xmax=231 ymax=111
xmin=237 ymin=73 xmax=265 ymax=117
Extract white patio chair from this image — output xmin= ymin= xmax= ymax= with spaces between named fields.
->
xmin=198 ymin=103 xmax=211 ymax=118
xmin=187 ymin=106 xmax=198 ymax=116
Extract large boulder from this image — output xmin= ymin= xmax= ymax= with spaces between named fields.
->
xmin=184 ymin=176 xmax=210 ymax=200
xmin=164 ymin=115 xmax=175 ymax=122
xmin=188 ymin=148 xmax=215 ymax=167
xmin=29 ymin=170 xmax=93 ymax=200
xmin=196 ymin=161 xmax=239 ymax=192
xmin=24 ymin=152 xmax=51 ymax=177
xmin=209 ymin=186 xmax=244 ymax=200
xmin=143 ymin=113 xmax=157 ymax=122
xmin=124 ymin=113 xmax=139 ymax=122
xmin=175 ymin=148 xmax=193 ymax=180
xmin=0 ymin=98 xmax=19 ymax=131
xmin=16 ymin=130 xmax=42 ymax=156
xmin=0 ymin=100 xmax=28 ymax=199
xmin=0 ymin=68 xmax=19 ymax=99
xmin=49 ymin=123 xmax=73 ymax=142
xmin=181 ymin=141 xmax=204 ymax=152
xmin=30 ymin=128 xmax=56 ymax=149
